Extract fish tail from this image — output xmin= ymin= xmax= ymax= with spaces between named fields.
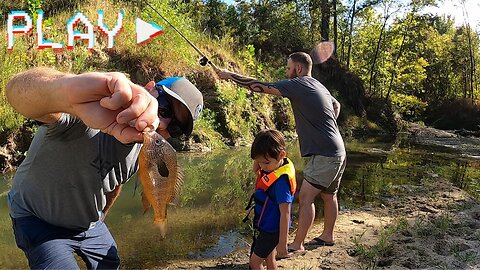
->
xmin=154 ymin=219 xmax=167 ymax=238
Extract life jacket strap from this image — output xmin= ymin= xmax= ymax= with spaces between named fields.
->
xmin=242 ymin=193 xmax=255 ymax=223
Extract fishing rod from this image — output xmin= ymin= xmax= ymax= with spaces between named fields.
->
xmin=145 ymin=1 xmax=218 ymax=69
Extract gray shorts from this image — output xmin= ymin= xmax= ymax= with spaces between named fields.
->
xmin=303 ymin=155 xmax=346 ymax=194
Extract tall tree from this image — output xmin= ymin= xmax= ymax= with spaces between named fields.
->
xmin=346 ymin=0 xmax=357 ymax=68
xmin=385 ymin=0 xmax=437 ymax=101
xmin=320 ymin=0 xmax=331 ymax=40
xmin=461 ymin=0 xmax=476 ymax=101
xmin=345 ymin=0 xmax=381 ymax=69
xmin=333 ymin=0 xmax=338 ymax=51
xmin=367 ymin=0 xmax=402 ymax=97
xmin=203 ymin=0 xmax=229 ymax=38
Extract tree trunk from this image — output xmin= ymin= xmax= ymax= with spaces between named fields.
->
xmin=385 ymin=12 xmax=415 ymax=101
xmin=466 ymin=24 xmax=475 ymax=101
xmin=320 ymin=0 xmax=330 ymax=40
xmin=368 ymin=16 xmax=388 ymax=97
xmin=309 ymin=0 xmax=320 ymax=43
xmin=333 ymin=0 xmax=338 ymax=54
xmin=346 ymin=0 xmax=356 ymax=69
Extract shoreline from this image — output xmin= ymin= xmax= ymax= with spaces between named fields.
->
xmin=162 ymin=178 xmax=480 ymax=269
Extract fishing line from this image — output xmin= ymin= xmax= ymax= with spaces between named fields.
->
xmin=144 ymin=1 xmax=217 ymax=68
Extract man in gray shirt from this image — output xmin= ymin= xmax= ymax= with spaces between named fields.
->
xmin=215 ymin=52 xmax=346 ymax=257
xmin=6 ymin=68 xmax=203 ymax=269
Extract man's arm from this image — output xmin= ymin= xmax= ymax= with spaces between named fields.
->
xmin=6 ymin=67 xmax=68 ymax=123
xmin=332 ymin=96 xmax=341 ymax=119
xmin=215 ymin=68 xmax=282 ymax=96
xmin=6 ymin=67 xmax=159 ymax=144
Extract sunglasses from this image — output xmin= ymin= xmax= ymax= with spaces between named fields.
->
xmin=156 ymin=85 xmax=184 ymax=138
xmin=156 ymin=85 xmax=174 ymax=119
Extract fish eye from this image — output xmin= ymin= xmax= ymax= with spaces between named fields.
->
xmin=154 ymin=138 xmax=162 ymax=145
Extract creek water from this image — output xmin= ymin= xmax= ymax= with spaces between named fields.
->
xmin=1 ymin=135 xmax=480 ymax=268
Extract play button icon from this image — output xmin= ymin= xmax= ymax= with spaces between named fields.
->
xmin=136 ymin=18 xmax=164 ymax=45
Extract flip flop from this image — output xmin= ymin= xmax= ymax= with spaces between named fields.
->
xmin=305 ymin=237 xmax=335 ymax=246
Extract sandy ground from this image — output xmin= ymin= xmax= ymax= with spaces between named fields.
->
xmin=161 ymin=178 xmax=480 ymax=269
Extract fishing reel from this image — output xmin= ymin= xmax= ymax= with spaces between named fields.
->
xmin=199 ymin=56 xmax=209 ymax=66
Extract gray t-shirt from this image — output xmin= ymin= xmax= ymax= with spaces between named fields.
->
xmin=274 ymin=76 xmax=346 ymax=157
xmin=8 ymin=114 xmax=141 ymax=230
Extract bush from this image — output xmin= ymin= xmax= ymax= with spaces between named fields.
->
xmin=425 ymin=98 xmax=480 ymax=131
xmin=390 ymin=93 xmax=428 ymax=121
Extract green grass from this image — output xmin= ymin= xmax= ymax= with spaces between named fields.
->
xmin=454 ymin=250 xmax=478 ymax=265
xmin=352 ymin=218 xmax=408 ymax=269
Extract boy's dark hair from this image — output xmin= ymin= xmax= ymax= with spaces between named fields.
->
xmin=250 ymin=129 xmax=286 ymax=160
xmin=288 ymin=52 xmax=313 ymax=71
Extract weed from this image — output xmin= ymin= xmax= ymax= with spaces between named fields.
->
xmin=292 ymin=264 xmax=315 ymax=270
xmin=435 ymin=264 xmax=455 ymax=270
xmin=352 ymin=220 xmax=405 ymax=269
xmin=434 ymin=213 xmax=452 ymax=234
xmin=454 ymin=250 xmax=477 ymax=264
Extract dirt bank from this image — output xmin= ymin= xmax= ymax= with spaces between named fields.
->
xmin=162 ymin=178 xmax=480 ymax=269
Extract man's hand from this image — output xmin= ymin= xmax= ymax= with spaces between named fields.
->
xmin=65 ymin=72 xmax=159 ymax=143
xmin=213 ymin=67 xmax=232 ymax=80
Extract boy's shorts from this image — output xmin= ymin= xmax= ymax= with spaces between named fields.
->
xmin=303 ymin=155 xmax=346 ymax=194
xmin=251 ymin=230 xmax=279 ymax=258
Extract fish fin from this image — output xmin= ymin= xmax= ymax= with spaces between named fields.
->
xmin=157 ymin=160 xmax=169 ymax=178
xmin=167 ymin=166 xmax=184 ymax=204
xmin=141 ymin=193 xmax=151 ymax=214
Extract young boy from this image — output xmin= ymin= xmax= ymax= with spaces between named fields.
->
xmin=249 ymin=129 xmax=297 ymax=270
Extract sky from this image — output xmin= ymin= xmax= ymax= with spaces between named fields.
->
xmin=423 ymin=0 xmax=480 ymax=29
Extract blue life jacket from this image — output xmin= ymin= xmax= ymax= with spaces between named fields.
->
xmin=248 ymin=158 xmax=296 ymax=232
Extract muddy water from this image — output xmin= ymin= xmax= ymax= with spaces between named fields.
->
xmin=1 ymin=136 xmax=480 ymax=269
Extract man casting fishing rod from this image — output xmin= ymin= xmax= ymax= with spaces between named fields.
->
xmin=213 ymin=51 xmax=347 ymax=259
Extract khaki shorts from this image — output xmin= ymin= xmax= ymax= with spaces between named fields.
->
xmin=303 ymin=155 xmax=346 ymax=194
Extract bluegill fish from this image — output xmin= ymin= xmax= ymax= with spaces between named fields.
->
xmin=138 ymin=130 xmax=183 ymax=237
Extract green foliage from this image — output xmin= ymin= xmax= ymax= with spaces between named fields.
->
xmin=26 ymin=0 xmax=42 ymax=17
xmin=0 ymin=39 xmax=29 ymax=132
xmin=192 ymin=108 xmax=225 ymax=150
xmin=239 ymin=45 xmax=259 ymax=76
xmin=389 ymin=93 xmax=427 ymax=121
xmin=215 ymin=83 xmax=257 ymax=145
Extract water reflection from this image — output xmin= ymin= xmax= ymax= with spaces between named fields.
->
xmin=1 ymin=136 xmax=480 ymax=268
